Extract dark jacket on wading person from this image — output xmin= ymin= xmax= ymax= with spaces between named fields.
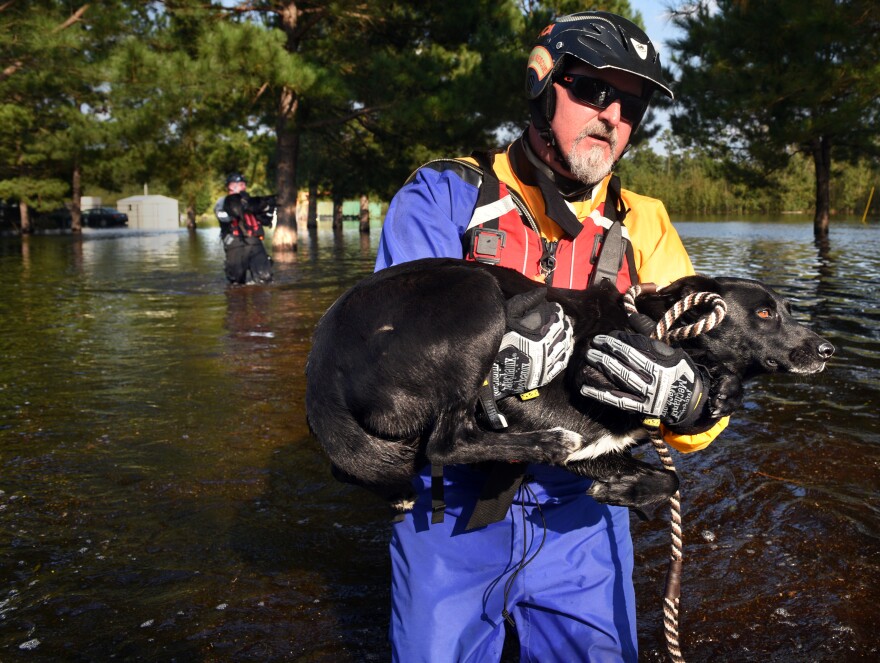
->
xmin=213 ymin=172 xmax=276 ymax=285
xmin=373 ymin=11 xmax=731 ymax=662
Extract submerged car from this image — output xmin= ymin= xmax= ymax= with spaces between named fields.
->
xmin=84 ymin=207 xmax=128 ymax=228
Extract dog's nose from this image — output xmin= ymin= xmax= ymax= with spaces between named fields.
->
xmin=818 ymin=341 xmax=835 ymax=359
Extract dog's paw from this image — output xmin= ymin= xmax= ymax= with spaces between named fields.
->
xmin=709 ymin=371 xmax=744 ymax=418
xmin=586 ymin=469 xmax=679 ymax=510
xmin=545 ymin=427 xmax=586 ymax=462
xmin=390 ymin=496 xmax=416 ymax=513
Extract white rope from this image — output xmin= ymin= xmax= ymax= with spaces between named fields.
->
xmin=622 ymin=285 xmax=727 ymax=343
xmin=623 ymin=284 xmax=728 ymax=663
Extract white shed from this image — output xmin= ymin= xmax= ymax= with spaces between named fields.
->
xmin=116 ymin=194 xmax=180 ymax=230
xmin=81 ymin=196 xmax=102 ymax=211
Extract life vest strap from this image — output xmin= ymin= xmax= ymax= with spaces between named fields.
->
xmin=467 ymin=195 xmax=517 ymax=230
xmin=590 ymin=217 xmax=625 ymax=285
xmin=590 ymin=174 xmax=638 ymax=287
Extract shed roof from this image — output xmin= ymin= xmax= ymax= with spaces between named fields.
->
xmin=117 ymin=194 xmax=179 ymax=203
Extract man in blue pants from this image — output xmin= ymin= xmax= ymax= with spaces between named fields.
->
xmin=375 ymin=11 xmax=729 ymax=661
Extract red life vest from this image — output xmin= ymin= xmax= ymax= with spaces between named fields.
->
xmin=231 ymin=212 xmax=263 ymax=239
xmin=460 ymin=152 xmax=637 ymax=292
xmin=225 ymin=193 xmax=265 ymax=239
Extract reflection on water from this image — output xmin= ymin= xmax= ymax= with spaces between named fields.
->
xmin=0 ymin=221 xmax=878 ymax=661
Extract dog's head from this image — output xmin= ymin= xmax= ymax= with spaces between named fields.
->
xmin=224 ymin=193 xmax=245 ymax=218
xmin=638 ymin=275 xmax=835 ymax=380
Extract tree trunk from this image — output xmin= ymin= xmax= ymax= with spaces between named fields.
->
xmin=332 ymin=194 xmax=343 ymax=232
xmin=271 ymin=2 xmax=302 ymax=254
xmin=811 ymin=135 xmax=831 ymax=238
xmin=185 ymin=196 xmax=197 ymax=230
xmin=307 ymin=180 xmax=318 ymax=229
xmin=19 ymin=201 xmax=31 ymax=234
xmin=359 ymin=194 xmax=370 ymax=234
xmin=71 ymin=162 xmax=83 ymax=233
xmin=273 ymin=85 xmax=300 ymax=254
xmin=186 ymin=205 xmax=196 ymax=230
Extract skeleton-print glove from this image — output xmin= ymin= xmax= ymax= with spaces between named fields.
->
xmin=579 ymin=331 xmax=709 ymax=429
xmin=491 ymin=289 xmax=574 ymax=398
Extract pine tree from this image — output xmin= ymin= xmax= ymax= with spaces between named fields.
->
xmin=669 ymin=0 xmax=880 ymax=237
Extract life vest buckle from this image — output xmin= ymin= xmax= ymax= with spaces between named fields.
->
xmin=468 ymin=228 xmax=507 ymax=264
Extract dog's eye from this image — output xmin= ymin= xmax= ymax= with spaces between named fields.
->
xmin=756 ymin=308 xmax=773 ymax=319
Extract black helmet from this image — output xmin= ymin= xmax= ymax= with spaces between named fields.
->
xmin=225 ymin=172 xmax=247 ymax=186
xmin=526 ymin=11 xmax=673 ymax=102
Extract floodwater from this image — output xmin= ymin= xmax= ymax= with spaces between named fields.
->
xmin=0 ymin=219 xmax=877 ymax=662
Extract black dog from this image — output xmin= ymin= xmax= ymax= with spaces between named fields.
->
xmin=224 ymin=193 xmax=276 ymax=226
xmin=306 ymin=258 xmax=833 ymax=512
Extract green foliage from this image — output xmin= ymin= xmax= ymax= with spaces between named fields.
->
xmin=617 ymin=141 xmax=880 ymax=216
xmin=0 ymin=1 xmax=142 ymax=209
xmin=668 ymin=0 xmax=880 ymax=220
xmin=301 ymin=0 xmax=650 ymax=199
xmin=4 ymin=0 xmax=875 ymax=231
xmin=831 ymin=158 xmax=880 ymax=215
xmin=674 ymin=0 xmax=879 ymax=154
xmin=0 ymin=176 xmax=68 ymax=211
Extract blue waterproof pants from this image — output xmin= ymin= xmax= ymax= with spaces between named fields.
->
xmin=389 ymin=464 xmax=638 ymax=663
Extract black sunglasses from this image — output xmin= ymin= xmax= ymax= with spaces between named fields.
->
xmin=556 ymin=73 xmax=648 ymax=124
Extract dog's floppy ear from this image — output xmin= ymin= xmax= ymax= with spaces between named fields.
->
xmin=635 ymin=275 xmax=722 ymax=322
xmin=660 ymin=274 xmax=721 ymax=301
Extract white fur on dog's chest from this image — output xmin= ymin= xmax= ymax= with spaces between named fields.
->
xmin=565 ymin=433 xmax=638 ymax=462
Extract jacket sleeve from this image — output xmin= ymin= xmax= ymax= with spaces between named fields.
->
xmin=214 ymin=196 xmax=232 ymax=237
xmin=626 ymin=192 xmax=731 ymax=452
xmin=376 ymin=166 xmax=479 ymax=270
xmin=627 ymin=195 xmax=694 ymax=286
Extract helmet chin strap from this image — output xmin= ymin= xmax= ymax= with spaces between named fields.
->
xmin=545 ymin=131 xmax=573 ymax=176
xmin=524 ymin=126 xmax=593 ymax=201
xmin=532 ymin=87 xmax=573 ymax=174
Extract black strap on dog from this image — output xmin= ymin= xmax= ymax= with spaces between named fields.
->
xmin=431 ymin=376 xmax=510 ymax=525
xmin=466 ymin=463 xmax=528 ymax=530
xmin=430 ymin=464 xmax=445 ymax=524
xmin=467 ymin=374 xmax=528 ymax=530
xmin=478 ymin=377 xmax=508 ymax=430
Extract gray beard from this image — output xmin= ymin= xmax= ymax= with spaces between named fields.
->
xmin=567 ymin=122 xmax=618 ymax=186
